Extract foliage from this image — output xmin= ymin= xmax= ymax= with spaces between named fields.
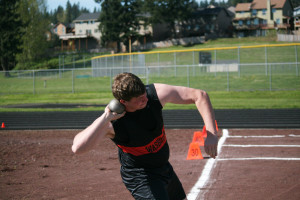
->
xmin=143 ymin=0 xmax=197 ymax=38
xmin=96 ymin=0 xmax=142 ymax=52
xmin=16 ymin=0 xmax=50 ymax=70
xmin=0 ymin=0 xmax=23 ymax=75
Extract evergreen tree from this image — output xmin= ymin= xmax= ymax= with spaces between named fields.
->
xmin=0 ymin=0 xmax=23 ymax=74
xmin=144 ymin=0 xmax=195 ymax=38
xmin=97 ymin=0 xmax=141 ymax=52
xmin=16 ymin=0 xmax=50 ymax=69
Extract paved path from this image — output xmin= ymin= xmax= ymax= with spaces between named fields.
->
xmin=1 ymin=109 xmax=299 ymax=130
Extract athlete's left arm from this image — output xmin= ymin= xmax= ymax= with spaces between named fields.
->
xmin=154 ymin=83 xmax=218 ymax=158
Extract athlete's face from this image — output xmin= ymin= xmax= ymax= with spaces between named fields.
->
xmin=121 ymin=92 xmax=148 ymax=112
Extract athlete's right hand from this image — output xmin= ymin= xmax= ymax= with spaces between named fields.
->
xmin=104 ymin=105 xmax=126 ymax=121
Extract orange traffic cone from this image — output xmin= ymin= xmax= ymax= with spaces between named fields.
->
xmin=1 ymin=122 xmax=5 ymax=128
xmin=202 ymin=125 xmax=207 ymax=138
xmin=186 ymin=142 xmax=203 ymax=160
xmin=192 ymin=131 xmax=204 ymax=146
xmin=215 ymin=120 xmax=219 ymax=131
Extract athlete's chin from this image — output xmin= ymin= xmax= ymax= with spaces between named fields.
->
xmin=139 ymin=103 xmax=147 ymax=109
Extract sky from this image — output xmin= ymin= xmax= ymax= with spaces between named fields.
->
xmin=47 ymin=0 xmax=206 ymax=12
xmin=47 ymin=0 xmax=101 ymax=12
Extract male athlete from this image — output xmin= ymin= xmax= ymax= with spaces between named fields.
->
xmin=72 ymin=72 xmax=218 ymax=200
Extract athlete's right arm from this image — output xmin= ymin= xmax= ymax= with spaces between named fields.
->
xmin=71 ymin=106 xmax=125 ymax=154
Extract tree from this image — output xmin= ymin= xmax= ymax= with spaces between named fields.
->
xmin=0 ymin=0 xmax=23 ymax=75
xmin=16 ymin=0 xmax=50 ymax=69
xmin=97 ymin=0 xmax=142 ymax=52
xmin=144 ymin=0 xmax=195 ymax=38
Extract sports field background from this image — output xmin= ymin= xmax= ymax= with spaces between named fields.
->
xmin=1 ymin=43 xmax=299 ymax=95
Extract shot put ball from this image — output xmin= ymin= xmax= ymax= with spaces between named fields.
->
xmin=108 ymin=99 xmax=125 ymax=114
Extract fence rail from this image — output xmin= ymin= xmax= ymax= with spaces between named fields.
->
xmin=0 ymin=63 xmax=299 ymax=95
xmin=1 ymin=44 xmax=300 ymax=95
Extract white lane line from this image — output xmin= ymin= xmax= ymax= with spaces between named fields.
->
xmin=228 ymin=135 xmax=285 ymax=138
xmin=187 ymin=129 xmax=229 ymax=200
xmin=289 ymin=134 xmax=300 ymax=137
xmin=218 ymin=157 xmax=300 ymax=161
xmin=223 ymin=144 xmax=300 ymax=147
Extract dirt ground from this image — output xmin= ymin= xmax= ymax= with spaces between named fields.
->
xmin=0 ymin=129 xmax=299 ymax=200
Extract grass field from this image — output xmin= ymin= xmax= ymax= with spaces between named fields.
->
xmin=1 ymin=37 xmax=300 ymax=112
xmin=1 ymin=90 xmax=299 ymax=112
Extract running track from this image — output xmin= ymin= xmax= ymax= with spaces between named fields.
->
xmin=0 ymin=109 xmax=299 ymax=130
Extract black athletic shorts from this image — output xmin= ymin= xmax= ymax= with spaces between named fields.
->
xmin=120 ymin=162 xmax=186 ymax=200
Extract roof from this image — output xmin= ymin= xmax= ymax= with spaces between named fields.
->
xmin=73 ymin=12 xmax=100 ymax=22
xmin=196 ymin=7 xmax=230 ymax=16
xmin=252 ymin=0 xmax=287 ymax=9
xmin=235 ymin=3 xmax=251 ymax=11
xmin=53 ymin=23 xmax=66 ymax=28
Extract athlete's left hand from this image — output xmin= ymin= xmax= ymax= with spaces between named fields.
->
xmin=204 ymin=132 xmax=218 ymax=159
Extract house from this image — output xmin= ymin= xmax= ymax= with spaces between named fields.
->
xmin=176 ymin=6 xmax=234 ymax=39
xmin=234 ymin=0 xmax=294 ymax=37
xmin=294 ymin=6 xmax=300 ymax=31
xmin=53 ymin=23 xmax=67 ymax=36
xmin=59 ymin=12 xmax=101 ymax=51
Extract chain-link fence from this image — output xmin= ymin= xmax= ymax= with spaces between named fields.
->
xmin=1 ymin=44 xmax=299 ymax=94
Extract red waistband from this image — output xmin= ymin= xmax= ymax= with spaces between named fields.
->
xmin=117 ymin=127 xmax=166 ymax=156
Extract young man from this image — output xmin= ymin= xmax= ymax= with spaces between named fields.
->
xmin=72 ymin=72 xmax=218 ymax=200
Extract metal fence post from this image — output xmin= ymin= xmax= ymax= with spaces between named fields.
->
xmin=193 ymin=51 xmax=195 ymax=76
xmin=227 ymin=65 xmax=229 ymax=92
xmin=158 ymin=53 xmax=160 ymax=76
xmin=33 ymin=70 xmax=35 ymax=94
xmin=73 ymin=55 xmax=75 ymax=69
xmin=110 ymin=68 xmax=112 ymax=89
xmin=72 ymin=69 xmax=74 ymax=93
xmin=269 ymin=64 xmax=272 ymax=91
xmin=146 ymin=67 xmax=149 ymax=85
xmin=187 ymin=65 xmax=190 ymax=87
xmin=62 ymin=55 xmax=65 ymax=73
xmin=295 ymin=45 xmax=299 ymax=77
xmin=174 ymin=52 xmax=177 ymax=77
xmin=238 ymin=46 xmax=240 ymax=77
xmin=214 ymin=49 xmax=217 ymax=77
xmin=265 ymin=46 xmax=268 ymax=76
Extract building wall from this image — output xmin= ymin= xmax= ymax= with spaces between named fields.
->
xmin=54 ymin=24 xmax=66 ymax=36
xmin=273 ymin=9 xmax=283 ymax=24
xmin=75 ymin=22 xmax=101 ymax=41
xmin=235 ymin=11 xmax=251 ymax=19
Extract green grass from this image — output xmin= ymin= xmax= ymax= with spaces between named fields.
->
xmin=0 ymin=90 xmax=299 ymax=112
xmin=1 ymin=37 xmax=300 ymax=112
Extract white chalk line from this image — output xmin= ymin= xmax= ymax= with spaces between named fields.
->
xmin=229 ymin=135 xmax=284 ymax=138
xmin=218 ymin=157 xmax=300 ymax=161
xmin=187 ymin=129 xmax=229 ymax=200
xmin=290 ymin=134 xmax=300 ymax=137
xmin=229 ymin=134 xmax=300 ymax=138
xmin=223 ymin=144 xmax=300 ymax=147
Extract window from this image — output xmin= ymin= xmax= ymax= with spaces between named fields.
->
xmin=62 ymin=27 xmax=65 ymax=34
xmin=272 ymin=8 xmax=276 ymax=13
xmin=247 ymin=20 xmax=250 ymax=25
xmin=254 ymin=19 xmax=259 ymax=25
xmin=239 ymin=20 xmax=243 ymax=26
xmin=262 ymin=9 xmax=266 ymax=15
xmin=276 ymin=18 xmax=280 ymax=24
xmin=252 ymin=9 xmax=257 ymax=15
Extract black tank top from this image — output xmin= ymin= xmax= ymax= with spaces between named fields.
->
xmin=111 ymin=84 xmax=170 ymax=168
